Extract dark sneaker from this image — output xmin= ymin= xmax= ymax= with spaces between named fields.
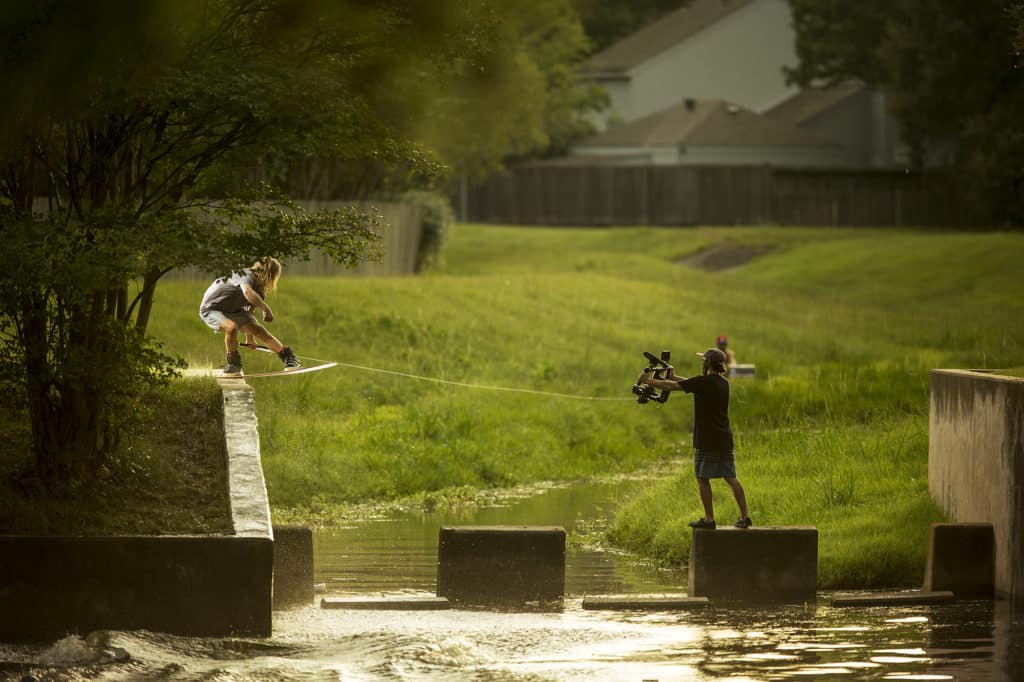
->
xmin=688 ymin=518 xmax=716 ymax=530
xmin=734 ymin=516 xmax=753 ymax=529
xmin=222 ymin=351 xmax=242 ymax=375
xmin=278 ymin=346 xmax=301 ymax=370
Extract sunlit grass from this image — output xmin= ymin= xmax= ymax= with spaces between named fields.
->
xmin=146 ymin=223 xmax=1024 ymax=586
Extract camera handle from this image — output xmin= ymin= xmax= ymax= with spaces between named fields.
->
xmin=632 ymin=350 xmax=673 ymax=404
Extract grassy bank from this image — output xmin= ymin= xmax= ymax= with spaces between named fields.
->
xmin=1 ymin=378 xmax=232 ymax=535
xmin=145 ymin=225 xmax=1024 ymax=587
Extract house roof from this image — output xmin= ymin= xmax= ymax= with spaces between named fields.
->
xmin=577 ymin=99 xmax=837 ymax=148
xmin=766 ymin=85 xmax=864 ymax=124
xmin=587 ymin=0 xmax=756 ymax=75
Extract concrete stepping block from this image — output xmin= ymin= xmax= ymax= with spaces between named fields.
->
xmin=437 ymin=526 xmax=565 ymax=605
xmin=321 ymin=596 xmax=451 ymax=610
xmin=273 ymin=525 xmax=314 ymax=609
xmin=688 ymin=526 xmax=818 ymax=603
xmin=923 ymin=523 xmax=995 ymax=598
xmin=831 ymin=590 xmax=955 ymax=607
xmin=582 ymin=594 xmax=709 ymax=611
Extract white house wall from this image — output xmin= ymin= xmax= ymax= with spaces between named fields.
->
xmin=604 ymin=0 xmax=798 ymax=126
xmin=796 ymin=90 xmax=907 ymax=168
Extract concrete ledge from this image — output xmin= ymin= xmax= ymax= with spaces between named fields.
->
xmin=728 ymin=364 xmax=756 ymax=378
xmin=688 ymin=526 xmax=818 ymax=603
xmin=923 ymin=522 xmax=995 ymax=598
xmin=436 ymin=526 xmax=565 ymax=605
xmin=831 ymin=590 xmax=955 ymax=607
xmin=0 ymin=377 xmax=274 ymax=640
xmin=322 ymin=596 xmax=451 ymax=610
xmin=0 ymin=536 xmax=272 ymax=639
xmin=220 ymin=379 xmax=272 ymax=537
xmin=928 ymin=369 xmax=1023 ymax=606
xmin=273 ymin=525 xmax=315 ymax=609
xmin=582 ymin=595 xmax=709 ymax=611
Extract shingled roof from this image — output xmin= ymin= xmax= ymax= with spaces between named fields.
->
xmin=578 ymin=99 xmax=836 ymax=148
xmin=766 ymin=85 xmax=864 ymax=124
xmin=587 ymin=0 xmax=756 ymax=75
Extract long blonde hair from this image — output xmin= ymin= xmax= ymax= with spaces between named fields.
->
xmin=251 ymin=257 xmax=282 ymax=296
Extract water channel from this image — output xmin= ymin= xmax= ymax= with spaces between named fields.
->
xmin=3 ymin=477 xmax=1022 ymax=680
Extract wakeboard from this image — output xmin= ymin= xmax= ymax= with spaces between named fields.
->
xmin=218 ymin=362 xmax=337 ymax=379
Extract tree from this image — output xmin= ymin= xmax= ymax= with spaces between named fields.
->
xmin=0 ymin=0 xmax=510 ymax=487
xmin=413 ymin=0 xmax=609 ymax=175
xmin=787 ymin=0 xmax=1024 ymax=225
xmin=573 ymin=0 xmax=691 ymax=54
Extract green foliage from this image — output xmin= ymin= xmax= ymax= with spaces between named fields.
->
xmin=1 ymin=377 xmax=231 ymax=534
xmin=0 ymin=1 xmax=529 ymax=485
xmin=574 ymin=0 xmax=691 ymax=53
xmin=787 ymin=0 xmax=1024 ymax=224
xmin=418 ymin=0 xmax=608 ymax=173
xmin=399 ymin=190 xmax=456 ymax=272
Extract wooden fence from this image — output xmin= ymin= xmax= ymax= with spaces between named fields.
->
xmin=461 ymin=165 xmax=963 ymax=227
xmin=286 ymin=200 xmax=424 ymax=277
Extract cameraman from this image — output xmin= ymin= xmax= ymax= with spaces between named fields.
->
xmin=640 ymin=348 xmax=751 ymax=529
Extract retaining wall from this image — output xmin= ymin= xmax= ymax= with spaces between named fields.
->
xmin=928 ymin=369 xmax=1024 ymax=605
xmin=0 ymin=379 xmax=274 ymax=640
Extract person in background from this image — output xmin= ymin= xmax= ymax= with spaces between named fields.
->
xmin=198 ymin=257 xmax=301 ymax=375
xmin=716 ymin=335 xmax=736 ymax=367
xmin=640 ymin=347 xmax=752 ymax=529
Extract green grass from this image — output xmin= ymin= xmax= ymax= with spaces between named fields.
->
xmin=142 ymin=224 xmax=1024 ymax=587
xmin=1 ymin=378 xmax=232 ymax=535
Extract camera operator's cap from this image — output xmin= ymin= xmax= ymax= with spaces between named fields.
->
xmin=698 ymin=348 xmax=727 ymax=364
xmin=716 ymin=335 xmax=728 ymax=347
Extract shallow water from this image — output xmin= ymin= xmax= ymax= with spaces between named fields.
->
xmin=3 ymin=478 xmax=1022 ymax=681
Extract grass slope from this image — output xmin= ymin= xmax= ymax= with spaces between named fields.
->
xmin=146 ymin=225 xmax=1024 ymax=587
xmin=2 ymin=378 xmax=231 ymax=535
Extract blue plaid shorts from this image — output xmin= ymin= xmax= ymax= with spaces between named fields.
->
xmin=694 ymin=449 xmax=736 ymax=479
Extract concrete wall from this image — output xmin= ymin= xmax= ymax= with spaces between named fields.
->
xmin=0 ymin=379 xmax=274 ymax=640
xmin=929 ymin=369 xmax=1024 ymax=605
xmin=161 ymin=200 xmax=424 ymax=280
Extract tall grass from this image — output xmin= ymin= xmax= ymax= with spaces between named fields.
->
xmin=146 ymin=225 xmax=1024 ymax=586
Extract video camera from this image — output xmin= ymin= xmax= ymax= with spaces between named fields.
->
xmin=632 ymin=350 xmax=673 ymax=404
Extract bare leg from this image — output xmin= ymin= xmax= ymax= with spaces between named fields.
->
xmin=724 ymin=477 xmax=748 ymax=519
xmin=220 ymin=318 xmax=239 ymax=354
xmin=241 ymin=323 xmax=285 ymax=353
xmin=697 ymin=477 xmax=714 ymax=522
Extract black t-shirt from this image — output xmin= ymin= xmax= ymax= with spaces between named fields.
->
xmin=678 ymin=373 xmax=734 ymax=452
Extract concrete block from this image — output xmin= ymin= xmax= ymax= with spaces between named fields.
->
xmin=832 ymin=590 xmax=955 ymax=607
xmin=582 ymin=595 xmax=709 ymax=611
xmin=923 ymin=522 xmax=995 ymax=598
xmin=728 ymin=364 xmax=756 ymax=378
xmin=273 ymin=525 xmax=315 ymax=609
xmin=436 ymin=526 xmax=565 ymax=605
xmin=0 ymin=535 xmax=273 ymax=640
xmin=322 ymin=596 xmax=451 ymax=610
xmin=688 ymin=526 xmax=817 ymax=603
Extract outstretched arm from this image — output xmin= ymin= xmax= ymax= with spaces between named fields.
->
xmin=640 ymin=369 xmax=685 ymax=391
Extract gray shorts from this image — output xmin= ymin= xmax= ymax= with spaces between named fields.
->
xmin=200 ymin=308 xmax=257 ymax=333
